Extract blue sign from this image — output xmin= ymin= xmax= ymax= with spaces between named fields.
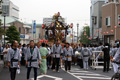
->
xmin=33 ymin=20 xmax=36 ymax=34
xmin=68 ymin=31 xmax=71 ymax=34
xmin=20 ymin=35 xmax=25 ymax=38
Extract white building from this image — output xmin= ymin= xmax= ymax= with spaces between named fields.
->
xmin=90 ymin=0 xmax=108 ymax=43
xmin=2 ymin=0 xmax=19 ymax=19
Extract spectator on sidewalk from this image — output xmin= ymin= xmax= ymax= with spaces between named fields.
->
xmin=0 ymin=44 xmax=3 ymax=60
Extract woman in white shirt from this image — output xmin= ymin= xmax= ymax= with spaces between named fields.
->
xmin=3 ymin=44 xmax=9 ymax=67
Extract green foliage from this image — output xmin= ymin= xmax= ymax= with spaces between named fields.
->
xmin=0 ymin=19 xmax=4 ymax=39
xmin=80 ymin=26 xmax=91 ymax=44
xmin=5 ymin=25 xmax=21 ymax=43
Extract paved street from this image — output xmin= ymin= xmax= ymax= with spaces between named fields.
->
xmin=0 ymin=65 xmax=114 ymax=80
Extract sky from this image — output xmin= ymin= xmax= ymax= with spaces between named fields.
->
xmin=11 ymin=0 xmax=91 ymax=33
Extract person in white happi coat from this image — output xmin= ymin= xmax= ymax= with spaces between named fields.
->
xmin=25 ymin=40 xmax=41 ymax=80
xmin=81 ymin=44 xmax=90 ymax=70
xmin=51 ymin=40 xmax=63 ymax=72
xmin=63 ymin=43 xmax=73 ymax=71
xmin=111 ymin=45 xmax=119 ymax=58
xmin=7 ymin=41 xmax=21 ymax=80
xmin=111 ymin=44 xmax=120 ymax=73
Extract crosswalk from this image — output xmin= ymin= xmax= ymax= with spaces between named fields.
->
xmin=63 ymin=68 xmax=111 ymax=80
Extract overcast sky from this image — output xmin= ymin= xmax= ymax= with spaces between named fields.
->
xmin=11 ymin=0 xmax=91 ymax=32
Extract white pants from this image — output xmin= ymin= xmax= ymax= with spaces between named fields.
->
xmin=83 ymin=61 xmax=88 ymax=69
xmin=112 ymin=63 xmax=120 ymax=73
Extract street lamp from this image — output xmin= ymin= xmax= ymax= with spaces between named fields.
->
xmin=114 ymin=26 xmax=117 ymax=40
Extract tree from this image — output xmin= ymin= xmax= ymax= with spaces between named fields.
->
xmin=0 ymin=19 xmax=5 ymax=40
xmin=80 ymin=26 xmax=91 ymax=44
xmin=5 ymin=25 xmax=21 ymax=43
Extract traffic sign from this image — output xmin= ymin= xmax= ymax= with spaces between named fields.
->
xmin=33 ymin=20 xmax=36 ymax=34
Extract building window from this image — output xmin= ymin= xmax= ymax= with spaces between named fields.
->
xmin=118 ymin=15 xmax=120 ymax=26
xmin=106 ymin=17 xmax=111 ymax=27
xmin=19 ymin=27 xmax=21 ymax=33
xmin=92 ymin=16 xmax=97 ymax=24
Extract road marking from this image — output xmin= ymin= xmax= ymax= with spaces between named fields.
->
xmin=62 ymin=68 xmax=83 ymax=80
xmin=62 ymin=67 xmax=111 ymax=80
xmin=70 ymin=70 xmax=89 ymax=72
xmin=30 ymin=75 xmax=63 ymax=80
xmin=66 ymin=71 xmax=83 ymax=80
xmin=71 ymin=69 xmax=111 ymax=78
xmin=71 ymin=73 xmax=101 ymax=76
xmin=78 ymin=76 xmax=111 ymax=79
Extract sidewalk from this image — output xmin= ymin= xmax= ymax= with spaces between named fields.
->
xmin=0 ymin=60 xmax=4 ymax=72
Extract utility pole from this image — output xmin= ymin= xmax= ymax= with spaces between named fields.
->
xmin=32 ymin=20 xmax=34 ymax=40
xmin=3 ymin=12 xmax=6 ymax=45
xmin=77 ymin=23 xmax=79 ymax=43
xmin=72 ymin=28 xmax=73 ymax=43
xmin=115 ymin=0 xmax=117 ymax=41
xmin=98 ymin=29 xmax=99 ymax=44
xmin=0 ymin=0 xmax=3 ymax=45
xmin=74 ymin=31 xmax=75 ymax=43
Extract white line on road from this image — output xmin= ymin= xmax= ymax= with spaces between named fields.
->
xmin=70 ymin=70 xmax=89 ymax=72
xmin=62 ymin=68 xmax=83 ymax=80
xmin=70 ymin=69 xmax=111 ymax=78
xmin=78 ymin=76 xmax=111 ymax=79
xmin=62 ymin=67 xmax=111 ymax=80
xmin=30 ymin=75 xmax=63 ymax=80
xmin=71 ymin=73 xmax=101 ymax=76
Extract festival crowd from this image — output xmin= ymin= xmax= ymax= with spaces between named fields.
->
xmin=0 ymin=39 xmax=120 ymax=80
